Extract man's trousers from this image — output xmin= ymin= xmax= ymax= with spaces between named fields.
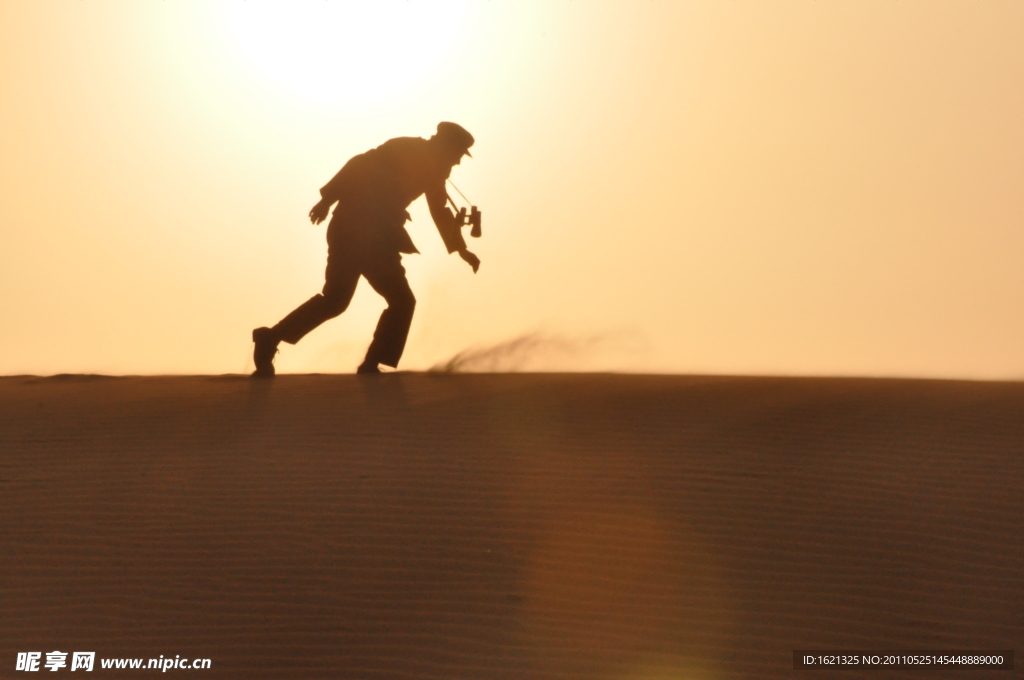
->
xmin=272 ymin=230 xmax=416 ymax=369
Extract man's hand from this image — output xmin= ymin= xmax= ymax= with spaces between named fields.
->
xmin=458 ymin=248 xmax=480 ymax=273
xmin=309 ymin=199 xmax=331 ymax=225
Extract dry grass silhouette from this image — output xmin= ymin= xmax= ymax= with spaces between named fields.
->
xmin=430 ymin=330 xmax=647 ymax=373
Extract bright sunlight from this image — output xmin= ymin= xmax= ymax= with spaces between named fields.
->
xmin=218 ymin=0 xmax=469 ymax=106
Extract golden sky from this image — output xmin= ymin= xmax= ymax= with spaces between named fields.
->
xmin=1 ymin=1 xmax=1022 ymax=377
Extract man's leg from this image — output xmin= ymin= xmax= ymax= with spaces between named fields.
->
xmin=360 ymin=252 xmax=416 ymax=371
xmin=252 ymin=242 xmax=360 ymax=376
xmin=271 ymin=289 xmax=353 ymax=345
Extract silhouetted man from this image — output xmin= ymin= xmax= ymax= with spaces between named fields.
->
xmin=252 ymin=122 xmax=479 ymax=376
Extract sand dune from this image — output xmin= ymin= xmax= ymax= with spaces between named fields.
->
xmin=1 ymin=374 xmax=1020 ymax=678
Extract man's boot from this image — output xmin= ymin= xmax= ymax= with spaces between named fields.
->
xmin=356 ymin=360 xmax=381 ymax=375
xmin=252 ymin=327 xmax=280 ymax=377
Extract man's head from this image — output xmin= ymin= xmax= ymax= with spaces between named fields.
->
xmin=432 ymin=122 xmax=474 ymax=165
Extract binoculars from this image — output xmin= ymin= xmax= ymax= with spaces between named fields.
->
xmin=456 ymin=206 xmax=482 ymax=238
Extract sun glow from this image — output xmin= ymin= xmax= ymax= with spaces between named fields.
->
xmin=219 ymin=0 xmax=469 ymax=107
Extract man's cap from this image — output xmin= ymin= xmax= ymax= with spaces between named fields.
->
xmin=435 ymin=121 xmax=474 ymax=157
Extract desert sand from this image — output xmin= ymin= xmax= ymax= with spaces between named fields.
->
xmin=1 ymin=373 xmax=1020 ymax=678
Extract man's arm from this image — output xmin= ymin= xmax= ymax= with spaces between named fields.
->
xmin=426 ymin=187 xmax=479 ymax=272
xmin=426 ymin=188 xmax=465 ymax=253
xmin=309 ymin=198 xmax=333 ymax=225
xmin=310 ymin=152 xmax=372 ymax=224
xmin=309 ymin=170 xmax=343 ymax=225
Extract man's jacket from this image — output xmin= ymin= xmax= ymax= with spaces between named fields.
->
xmin=320 ymin=137 xmax=466 ymax=255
